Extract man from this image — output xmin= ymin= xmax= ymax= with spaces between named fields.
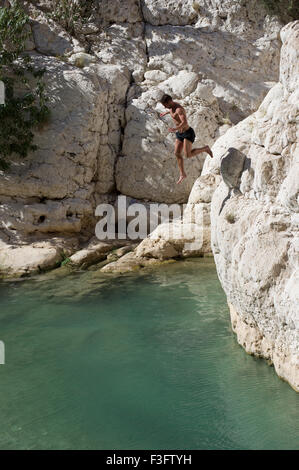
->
xmin=160 ymin=94 xmax=213 ymax=184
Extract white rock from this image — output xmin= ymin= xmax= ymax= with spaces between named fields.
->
xmin=141 ymin=0 xmax=198 ymax=26
xmin=0 ymin=57 xmax=130 ymax=242
xmin=30 ymin=5 xmax=75 ymax=57
xmin=69 ymin=239 xmax=120 ymax=268
xmin=68 ymin=52 xmax=97 ymax=68
xmin=210 ymin=21 xmax=299 ymax=391
xmin=89 ymin=22 xmax=147 ymax=82
xmin=159 ymin=71 xmax=199 ymax=98
xmin=98 ymin=0 xmax=142 ymax=23
xmin=0 ymin=244 xmax=63 ymax=277
xmin=144 ymin=70 xmax=169 ymax=83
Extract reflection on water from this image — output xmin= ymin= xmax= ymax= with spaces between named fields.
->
xmin=0 ymin=258 xmax=298 ymax=450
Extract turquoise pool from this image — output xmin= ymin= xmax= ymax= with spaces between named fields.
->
xmin=0 ymin=258 xmax=298 ymax=449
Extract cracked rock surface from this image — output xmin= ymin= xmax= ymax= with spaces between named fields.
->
xmin=210 ymin=21 xmax=299 ymax=391
xmin=0 ymin=0 xmax=290 ymax=275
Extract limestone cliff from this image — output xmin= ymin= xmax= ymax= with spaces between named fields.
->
xmin=0 ymin=1 xmax=284 ymax=268
xmin=0 ymin=0 xmax=297 ymax=390
xmin=210 ymin=21 xmax=299 ymax=391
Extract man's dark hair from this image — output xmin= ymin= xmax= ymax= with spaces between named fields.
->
xmin=160 ymin=94 xmax=172 ymax=105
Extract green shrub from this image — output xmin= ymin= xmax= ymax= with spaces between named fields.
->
xmin=48 ymin=0 xmax=82 ymax=35
xmin=0 ymin=1 xmax=50 ymax=170
xmin=48 ymin=0 xmax=96 ymax=35
xmin=61 ymin=257 xmax=71 ymax=267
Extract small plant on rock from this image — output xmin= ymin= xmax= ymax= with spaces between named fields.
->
xmin=48 ymin=0 xmax=96 ymax=36
xmin=48 ymin=0 xmax=81 ymax=35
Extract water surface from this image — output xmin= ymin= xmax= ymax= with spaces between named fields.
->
xmin=0 ymin=259 xmax=298 ymax=450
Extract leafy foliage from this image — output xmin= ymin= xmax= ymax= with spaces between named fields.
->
xmin=0 ymin=1 xmax=50 ymax=170
xmin=61 ymin=257 xmax=71 ymax=267
xmin=48 ymin=0 xmax=96 ymax=36
xmin=49 ymin=0 xmax=82 ymax=35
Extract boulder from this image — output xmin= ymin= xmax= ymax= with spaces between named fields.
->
xmin=101 ymin=250 xmax=175 ymax=273
xmin=68 ymin=52 xmax=97 ymax=68
xmin=0 ymin=243 xmax=62 ymax=277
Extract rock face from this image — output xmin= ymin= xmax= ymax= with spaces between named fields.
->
xmin=115 ymin=0 xmax=283 ymax=203
xmin=0 ymin=57 xmax=130 ymax=236
xmin=116 ymin=73 xmax=220 ymax=203
xmin=210 ymin=21 xmax=299 ymax=391
xmin=0 ymin=0 xmax=290 ymax=275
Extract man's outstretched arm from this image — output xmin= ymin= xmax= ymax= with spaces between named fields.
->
xmin=160 ymin=110 xmax=170 ymax=117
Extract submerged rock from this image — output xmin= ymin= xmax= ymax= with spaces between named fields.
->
xmin=101 ymin=250 xmax=176 ymax=273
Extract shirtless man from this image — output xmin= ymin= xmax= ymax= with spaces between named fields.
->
xmin=159 ymin=94 xmax=213 ymax=184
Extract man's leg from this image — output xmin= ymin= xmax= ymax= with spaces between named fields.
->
xmin=174 ymin=139 xmax=186 ymax=184
xmin=183 ymin=139 xmax=213 ymax=159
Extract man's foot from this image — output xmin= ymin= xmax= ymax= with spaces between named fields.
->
xmin=206 ymin=146 xmax=213 ymax=158
xmin=177 ymin=173 xmax=187 ymax=184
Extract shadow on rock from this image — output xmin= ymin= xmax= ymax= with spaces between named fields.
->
xmin=219 ymin=147 xmax=251 ymax=215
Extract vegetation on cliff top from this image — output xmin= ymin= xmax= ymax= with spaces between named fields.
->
xmin=0 ymin=0 xmax=50 ymax=170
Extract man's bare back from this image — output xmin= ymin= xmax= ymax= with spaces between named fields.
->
xmin=159 ymin=94 xmax=213 ymax=184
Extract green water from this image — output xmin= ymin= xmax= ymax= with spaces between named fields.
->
xmin=0 ymin=258 xmax=298 ymax=450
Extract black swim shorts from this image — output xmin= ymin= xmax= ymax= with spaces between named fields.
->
xmin=176 ymin=127 xmax=195 ymax=143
